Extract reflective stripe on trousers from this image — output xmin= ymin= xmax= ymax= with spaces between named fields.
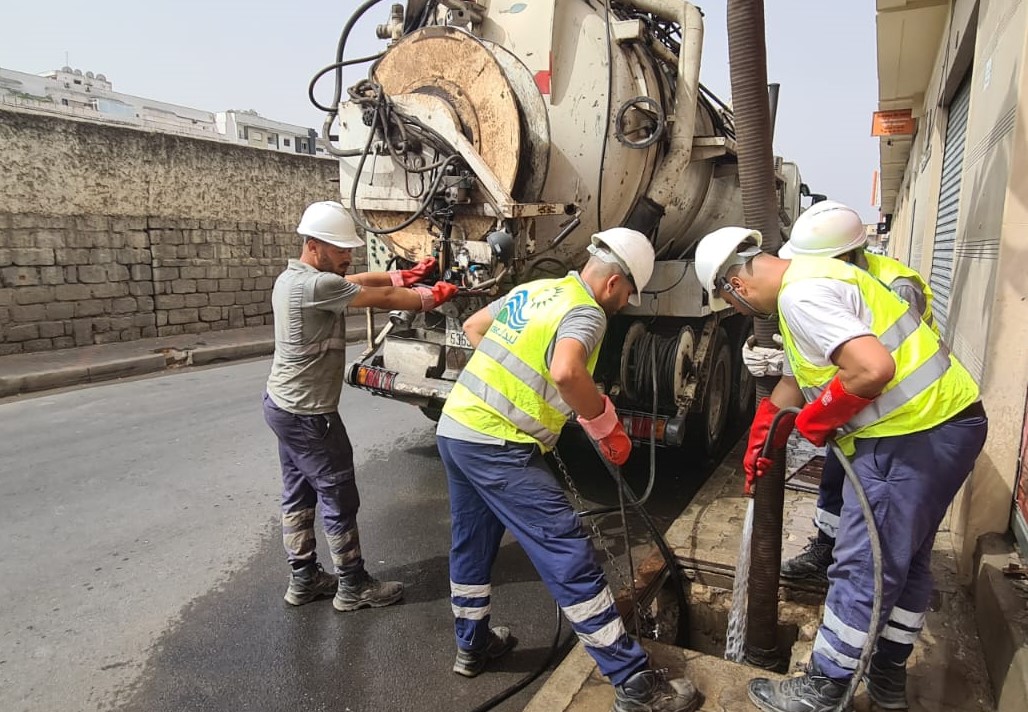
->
xmin=438 ymin=436 xmax=649 ymax=685
xmin=811 ymin=412 xmax=987 ymax=679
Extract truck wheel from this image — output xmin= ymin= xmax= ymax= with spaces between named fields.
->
xmin=696 ymin=327 xmax=732 ymax=455
xmin=731 ymin=325 xmax=756 ymax=424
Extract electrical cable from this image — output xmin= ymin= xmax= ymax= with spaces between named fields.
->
xmin=761 ymin=408 xmax=883 ymax=712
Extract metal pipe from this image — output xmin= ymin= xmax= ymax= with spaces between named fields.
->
xmin=768 ymin=82 xmax=780 ymax=144
xmin=727 ymin=0 xmax=786 ymax=671
xmin=626 ymin=0 xmax=704 ymax=208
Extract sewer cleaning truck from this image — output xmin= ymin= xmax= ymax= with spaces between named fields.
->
xmin=321 ymin=0 xmax=807 ymax=453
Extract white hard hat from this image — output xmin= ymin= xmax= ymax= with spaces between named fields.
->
xmin=694 ymin=227 xmax=763 ymax=311
xmin=587 ymin=227 xmax=655 ymax=306
xmin=779 ymin=200 xmax=865 ymax=259
xmin=296 ymin=201 xmax=365 ymax=248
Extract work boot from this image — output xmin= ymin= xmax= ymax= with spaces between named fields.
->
xmin=866 ymin=656 xmax=909 ymax=709
xmin=333 ymin=569 xmax=404 ymax=611
xmin=283 ymin=563 xmax=337 ymax=606
xmin=747 ymin=665 xmax=850 ymax=712
xmin=612 ymin=669 xmax=701 ymax=712
xmin=780 ymin=532 xmax=834 ymax=583
xmin=452 ymin=626 xmax=518 ymax=678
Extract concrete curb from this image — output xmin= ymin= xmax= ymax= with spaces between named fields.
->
xmin=0 ymin=330 xmax=368 ymax=399
xmin=973 ymin=533 xmax=1028 ymax=712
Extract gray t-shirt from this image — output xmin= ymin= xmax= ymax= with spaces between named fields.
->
xmin=266 ymin=259 xmax=361 ymax=414
xmin=889 ymin=277 xmax=928 ymax=318
xmin=437 ymin=272 xmax=606 ymax=444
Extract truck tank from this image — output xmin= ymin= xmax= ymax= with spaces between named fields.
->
xmin=325 ymin=0 xmax=805 ymax=454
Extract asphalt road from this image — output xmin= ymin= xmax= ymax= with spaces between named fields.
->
xmin=0 ymin=350 xmax=719 ymax=712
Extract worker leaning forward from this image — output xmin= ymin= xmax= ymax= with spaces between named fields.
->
xmin=436 ymin=228 xmax=701 ymax=712
xmin=772 ymin=201 xmax=940 ymax=587
xmin=694 ymin=227 xmax=987 ymax=712
xmin=263 ymin=200 xmax=457 ymax=611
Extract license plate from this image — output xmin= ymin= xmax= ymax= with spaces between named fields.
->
xmin=446 ymin=329 xmax=472 ymax=350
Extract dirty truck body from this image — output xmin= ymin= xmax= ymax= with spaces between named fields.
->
xmin=337 ymin=0 xmax=803 ymax=453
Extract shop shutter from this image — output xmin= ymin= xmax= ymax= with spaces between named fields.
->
xmin=929 ymin=76 xmax=971 ymax=335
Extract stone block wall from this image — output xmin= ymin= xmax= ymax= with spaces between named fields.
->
xmin=0 ymin=107 xmax=366 ymax=354
xmin=0 ymin=213 xmax=367 ymax=354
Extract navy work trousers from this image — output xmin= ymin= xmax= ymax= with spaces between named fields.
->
xmin=813 ymin=448 xmax=845 ymax=539
xmin=812 ymin=411 xmax=988 ymax=679
xmin=262 ymin=392 xmax=364 ymax=574
xmin=438 ymin=435 xmax=649 ymax=686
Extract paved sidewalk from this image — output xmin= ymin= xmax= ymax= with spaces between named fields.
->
xmin=0 ymin=313 xmax=375 ymax=398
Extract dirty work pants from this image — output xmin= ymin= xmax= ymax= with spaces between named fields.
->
xmin=437 ymin=436 xmax=649 ymax=686
xmin=262 ymin=392 xmax=364 ymax=575
xmin=812 ymin=409 xmax=988 ymax=679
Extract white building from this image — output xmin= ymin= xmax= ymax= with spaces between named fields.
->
xmin=216 ymin=110 xmax=323 ymax=156
xmin=0 ymin=65 xmax=328 ymax=156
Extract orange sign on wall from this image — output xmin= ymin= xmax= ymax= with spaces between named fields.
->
xmin=872 ymin=109 xmax=916 ymax=137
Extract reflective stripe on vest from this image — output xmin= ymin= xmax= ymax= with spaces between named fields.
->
xmin=779 ymin=256 xmax=978 ymax=454
xmin=442 ymin=274 xmax=602 ymax=450
xmin=864 ymin=252 xmax=937 ymax=334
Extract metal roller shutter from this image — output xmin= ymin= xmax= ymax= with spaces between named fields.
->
xmin=930 ymin=76 xmax=971 ymax=335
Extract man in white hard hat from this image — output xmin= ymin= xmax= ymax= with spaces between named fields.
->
xmin=263 ymin=200 xmax=458 ymax=611
xmin=437 ymin=228 xmax=701 ymax=712
xmin=771 ymin=201 xmax=939 ymax=586
xmin=694 ymin=227 xmax=985 ymax=712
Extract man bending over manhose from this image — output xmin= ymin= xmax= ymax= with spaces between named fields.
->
xmin=742 ymin=201 xmax=940 ymax=587
xmin=694 ymin=227 xmax=986 ymax=712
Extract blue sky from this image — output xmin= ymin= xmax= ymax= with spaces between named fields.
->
xmin=2 ymin=1 xmax=880 ymax=221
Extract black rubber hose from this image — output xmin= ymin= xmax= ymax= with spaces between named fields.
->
xmin=308 ymin=53 xmax=384 ymax=113
xmin=588 ymin=442 xmax=691 ymax=648
xmin=761 ymin=408 xmax=883 ymax=711
xmin=466 ymin=602 xmax=572 ymax=712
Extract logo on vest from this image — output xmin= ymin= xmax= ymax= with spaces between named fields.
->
xmin=490 ymin=286 xmax=564 ymax=344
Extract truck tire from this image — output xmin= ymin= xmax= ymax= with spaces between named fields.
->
xmin=731 ymin=325 xmax=756 ymax=425
xmin=691 ymin=326 xmax=732 ymax=456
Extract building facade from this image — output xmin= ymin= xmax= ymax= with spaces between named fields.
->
xmin=875 ymin=0 xmax=1028 ymax=567
xmin=0 ymin=65 xmax=328 ymax=156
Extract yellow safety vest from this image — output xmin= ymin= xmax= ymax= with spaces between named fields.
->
xmin=443 ymin=275 xmax=602 ymax=451
xmin=864 ymin=252 xmax=937 ymax=333
xmin=778 ymin=256 xmax=979 ymax=455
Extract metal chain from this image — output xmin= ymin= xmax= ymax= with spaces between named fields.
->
xmin=552 ymin=447 xmax=656 ymax=637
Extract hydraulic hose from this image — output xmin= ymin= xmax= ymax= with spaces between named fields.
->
xmin=466 ymin=357 xmax=677 ymax=711
xmin=466 ymin=602 xmax=572 ymax=712
xmin=588 ymin=441 xmax=692 ymax=648
xmin=761 ymin=408 xmax=883 ymax=712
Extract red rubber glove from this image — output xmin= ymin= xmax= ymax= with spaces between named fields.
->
xmin=795 ymin=375 xmax=874 ymax=447
xmin=413 ymin=281 xmax=459 ymax=311
xmin=577 ymin=395 xmax=632 ymax=466
xmin=389 ymin=257 xmax=438 ymax=287
xmin=743 ymin=397 xmax=796 ymax=496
